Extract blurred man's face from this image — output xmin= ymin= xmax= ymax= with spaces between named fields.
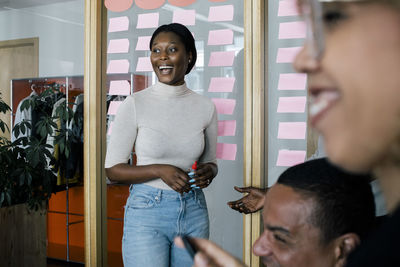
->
xmin=252 ymin=184 xmax=337 ymax=267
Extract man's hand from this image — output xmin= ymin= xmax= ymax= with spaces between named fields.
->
xmin=174 ymin=236 xmax=246 ymax=267
xmin=227 ymin=186 xmax=267 ymax=214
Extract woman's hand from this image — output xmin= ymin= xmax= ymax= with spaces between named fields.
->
xmin=157 ymin=164 xmax=191 ymax=194
xmin=174 ymin=236 xmax=246 ymax=267
xmin=227 ymin=186 xmax=267 ymax=214
xmin=193 ymin=162 xmax=218 ymax=189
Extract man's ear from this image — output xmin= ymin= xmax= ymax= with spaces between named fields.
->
xmin=333 ymin=233 xmax=360 ymax=267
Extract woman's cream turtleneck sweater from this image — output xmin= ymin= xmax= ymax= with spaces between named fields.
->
xmin=105 ymin=82 xmax=217 ymax=190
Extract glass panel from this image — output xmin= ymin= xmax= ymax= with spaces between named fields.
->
xmin=267 ymin=1 xmax=308 ymax=185
xmin=0 ymin=1 xmax=84 ymax=265
xmin=105 ymin=0 xmax=244 ymax=265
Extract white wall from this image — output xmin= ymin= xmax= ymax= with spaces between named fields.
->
xmin=0 ymin=0 xmax=84 ymax=77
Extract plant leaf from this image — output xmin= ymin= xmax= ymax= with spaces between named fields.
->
xmin=26 ymin=172 xmax=32 ymax=185
xmin=0 ymin=192 xmax=4 ymax=207
xmin=5 ymin=192 xmax=11 ymax=206
xmin=19 ymin=173 xmax=25 ymax=186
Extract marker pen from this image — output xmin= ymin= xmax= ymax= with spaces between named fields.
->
xmin=188 ymin=161 xmax=200 ymax=189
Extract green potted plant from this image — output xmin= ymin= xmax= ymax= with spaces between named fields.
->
xmin=0 ymin=84 xmax=76 ymax=266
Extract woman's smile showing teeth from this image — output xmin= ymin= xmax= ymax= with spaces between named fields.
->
xmin=309 ymin=88 xmax=340 ymax=127
xmin=159 ymin=65 xmax=173 ymax=74
xmin=150 ymin=31 xmax=191 ymax=86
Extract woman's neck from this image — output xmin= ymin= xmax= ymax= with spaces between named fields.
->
xmin=374 ymin=160 xmax=400 ymax=213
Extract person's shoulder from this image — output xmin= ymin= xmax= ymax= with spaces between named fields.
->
xmin=132 ymin=86 xmax=153 ymax=97
xmin=346 ymin=207 xmax=400 ymax=267
xmin=189 ymin=90 xmax=214 ymax=106
xmin=127 ymin=86 xmax=154 ymax=103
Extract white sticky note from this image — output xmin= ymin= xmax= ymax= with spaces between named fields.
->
xmin=207 ymin=29 xmax=234 ymax=46
xmin=107 ymin=39 xmax=130 ymax=54
xmin=137 ymin=13 xmax=159 ymax=29
xmin=277 ymin=97 xmax=307 ymax=113
xmin=208 ymin=5 xmax=234 ymax=22
xmin=278 ymin=122 xmax=307 ymax=139
xmin=208 ymin=77 xmax=235 ymax=92
xmin=136 ymin=57 xmax=153 ymax=72
xmin=276 ymin=150 xmax=306 ymax=167
xmin=107 ymin=59 xmax=130 ymax=74
xmin=109 ymin=80 xmax=131 ymax=95
xmin=172 ymin=9 xmax=196 ymax=26
xmin=108 ymin=16 xmax=129 ymax=32
xmin=279 ymin=21 xmax=306 ymax=39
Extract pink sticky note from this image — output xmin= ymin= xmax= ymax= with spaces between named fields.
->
xmin=211 ymin=98 xmax=236 ymax=115
xmin=208 ymin=51 xmax=235 ymax=67
xmin=218 ymin=120 xmax=236 ymax=136
xmin=278 ymin=73 xmax=307 ymax=90
xmin=276 ymin=150 xmax=306 ymax=167
xmin=277 ymin=97 xmax=307 ymax=113
xmin=135 ymin=36 xmax=151 ymax=51
xmin=172 ymin=9 xmax=196 ymax=26
xmin=108 ymin=16 xmax=129 ymax=32
xmin=136 ymin=57 xmax=153 ymax=72
xmin=277 ymin=122 xmax=307 ymax=140
xmin=105 ymin=0 xmax=133 ymax=12
xmin=109 ymin=80 xmax=131 ymax=95
xmin=107 ymin=39 xmax=130 ymax=54
xmin=208 ymin=5 xmax=234 ymax=22
xmin=276 ymin=47 xmax=302 ymax=63
xmin=107 ymin=59 xmax=130 ymax=74
xmin=107 ymin=122 xmax=113 ymax=135
xmin=217 ymin=143 xmax=237 ymax=161
xmin=207 ymin=29 xmax=234 ymax=46
xmin=279 ymin=21 xmax=306 ymax=39
xmin=278 ymin=0 xmax=299 ymax=17
xmin=208 ymin=77 xmax=235 ymax=92
xmin=137 ymin=13 xmax=159 ymax=29
xmin=107 ymin=101 xmax=123 ymax=115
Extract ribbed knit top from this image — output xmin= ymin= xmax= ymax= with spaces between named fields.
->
xmin=105 ymin=82 xmax=218 ymax=190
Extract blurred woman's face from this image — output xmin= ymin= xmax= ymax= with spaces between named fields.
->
xmin=150 ymin=31 xmax=191 ymax=86
xmin=294 ymin=3 xmax=400 ymax=172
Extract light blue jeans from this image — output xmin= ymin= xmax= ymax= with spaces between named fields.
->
xmin=122 ymin=184 xmax=209 ymax=267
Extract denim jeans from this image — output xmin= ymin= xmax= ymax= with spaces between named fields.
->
xmin=122 ymin=184 xmax=209 ymax=267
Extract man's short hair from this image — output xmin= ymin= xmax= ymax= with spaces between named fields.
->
xmin=277 ymin=158 xmax=376 ymax=244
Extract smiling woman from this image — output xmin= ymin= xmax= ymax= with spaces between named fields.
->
xmin=149 ymin=25 xmax=195 ymax=85
xmin=104 ymin=23 xmax=218 ymax=267
xmin=293 ymin=1 xmax=400 ymax=266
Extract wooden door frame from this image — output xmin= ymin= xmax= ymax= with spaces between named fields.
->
xmin=243 ymin=1 xmax=265 ymax=266
xmin=84 ymin=0 xmax=108 ymax=266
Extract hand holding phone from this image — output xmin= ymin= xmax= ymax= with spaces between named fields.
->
xmin=181 ymin=235 xmax=198 ymax=258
